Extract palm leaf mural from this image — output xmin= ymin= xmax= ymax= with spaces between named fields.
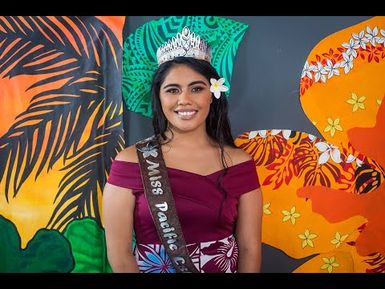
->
xmin=0 ymin=16 xmax=124 ymax=231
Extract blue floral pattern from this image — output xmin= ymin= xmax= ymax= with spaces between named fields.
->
xmin=135 ymin=244 xmax=176 ymax=273
xmin=134 ymin=234 xmax=238 ymax=273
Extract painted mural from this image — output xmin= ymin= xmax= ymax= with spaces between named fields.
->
xmin=0 ymin=16 xmax=125 ymax=272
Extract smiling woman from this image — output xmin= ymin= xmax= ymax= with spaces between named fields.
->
xmin=102 ymin=26 xmax=263 ymax=273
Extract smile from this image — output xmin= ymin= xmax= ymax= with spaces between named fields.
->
xmin=175 ymin=110 xmax=197 ymax=120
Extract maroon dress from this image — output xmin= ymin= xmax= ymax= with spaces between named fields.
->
xmin=107 ymin=159 xmax=260 ymax=273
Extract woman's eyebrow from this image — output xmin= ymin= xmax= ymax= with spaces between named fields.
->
xmin=163 ymin=80 xmax=207 ymax=89
xmin=163 ymin=83 xmax=180 ymax=89
xmin=188 ymin=80 xmax=207 ymax=87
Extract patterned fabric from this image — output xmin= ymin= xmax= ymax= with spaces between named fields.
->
xmin=134 ymin=234 xmax=238 ymax=273
xmin=122 ymin=16 xmax=248 ymax=117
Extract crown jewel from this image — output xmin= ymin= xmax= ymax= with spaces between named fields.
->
xmin=156 ymin=27 xmax=211 ymax=66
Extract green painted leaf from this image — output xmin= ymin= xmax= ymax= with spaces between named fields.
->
xmin=0 ymin=215 xmax=74 ymax=272
xmin=63 ymin=218 xmax=112 ymax=272
xmin=122 ymin=16 xmax=248 ymax=118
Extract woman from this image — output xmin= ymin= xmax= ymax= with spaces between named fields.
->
xmin=103 ymin=28 xmax=262 ymax=273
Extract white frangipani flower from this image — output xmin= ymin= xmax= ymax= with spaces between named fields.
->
xmin=377 ymin=29 xmax=385 ymax=45
xmin=324 ymin=59 xmax=340 ymax=79
xmin=340 ymin=53 xmax=354 ymax=74
xmin=314 ymin=62 xmax=327 ymax=83
xmin=248 ymin=130 xmax=258 ymax=139
xmin=365 ymin=26 xmax=379 ymax=46
xmin=258 ymin=130 xmax=267 ymax=138
xmin=342 ymin=38 xmax=360 ymax=58
xmin=248 ymin=130 xmax=267 ymax=139
xmin=210 ymin=78 xmax=228 ymax=99
xmin=299 ymin=26 xmax=381 ymax=89
xmin=315 ymin=141 xmax=342 ymax=165
xmin=271 ymin=129 xmax=292 ymax=139
xmin=352 ymin=30 xmax=369 ymax=49
xmin=301 ymin=61 xmax=316 ymax=79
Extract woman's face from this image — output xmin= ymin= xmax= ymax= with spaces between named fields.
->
xmin=159 ymin=64 xmax=212 ymax=134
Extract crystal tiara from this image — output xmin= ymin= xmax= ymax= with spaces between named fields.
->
xmin=156 ymin=26 xmax=212 ymax=66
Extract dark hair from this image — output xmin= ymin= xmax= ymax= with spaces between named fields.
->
xmin=151 ymin=57 xmax=236 ymax=217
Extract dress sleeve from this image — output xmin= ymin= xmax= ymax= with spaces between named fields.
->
xmin=224 ymin=159 xmax=260 ymax=198
xmin=107 ymin=160 xmax=144 ymax=192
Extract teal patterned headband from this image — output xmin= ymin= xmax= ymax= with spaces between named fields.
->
xmin=122 ymin=16 xmax=248 ymax=118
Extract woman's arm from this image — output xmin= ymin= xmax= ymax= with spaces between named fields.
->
xmin=235 ymin=187 xmax=263 ymax=273
xmin=103 ymin=182 xmax=139 ymax=273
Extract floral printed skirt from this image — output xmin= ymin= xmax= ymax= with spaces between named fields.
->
xmin=134 ymin=234 xmax=239 ymax=273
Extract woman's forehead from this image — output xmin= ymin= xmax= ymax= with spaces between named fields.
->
xmin=163 ymin=65 xmax=207 ymax=85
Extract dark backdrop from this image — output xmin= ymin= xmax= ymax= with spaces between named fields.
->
xmin=123 ymin=16 xmax=371 ymax=272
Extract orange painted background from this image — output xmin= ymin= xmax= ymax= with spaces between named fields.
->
xmin=236 ymin=16 xmax=385 ymax=272
xmin=0 ymin=16 xmax=125 ymax=272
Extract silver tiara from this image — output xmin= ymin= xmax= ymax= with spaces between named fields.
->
xmin=156 ymin=26 xmax=212 ymax=66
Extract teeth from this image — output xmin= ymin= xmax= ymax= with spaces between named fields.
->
xmin=177 ymin=111 xmax=195 ymax=116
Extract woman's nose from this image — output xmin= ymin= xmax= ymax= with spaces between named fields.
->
xmin=177 ymin=91 xmax=192 ymax=105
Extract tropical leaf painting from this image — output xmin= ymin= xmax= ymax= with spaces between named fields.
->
xmin=122 ymin=16 xmax=248 ymax=117
xmin=0 ymin=16 xmax=125 ymax=271
xmin=235 ymin=16 xmax=385 ymax=272
xmin=236 ymin=128 xmax=384 ymax=272
xmin=63 ymin=218 xmax=112 ymax=273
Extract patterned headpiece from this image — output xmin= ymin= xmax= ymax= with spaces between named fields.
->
xmin=122 ymin=16 xmax=249 ymax=118
xmin=156 ymin=26 xmax=211 ymax=66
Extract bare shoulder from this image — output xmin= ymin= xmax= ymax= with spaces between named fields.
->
xmin=225 ymin=146 xmax=252 ymax=166
xmin=115 ymin=144 xmax=139 ymax=163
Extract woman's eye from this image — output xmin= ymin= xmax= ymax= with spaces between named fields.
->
xmin=192 ymin=86 xmax=203 ymax=92
xmin=166 ymin=88 xmax=179 ymax=94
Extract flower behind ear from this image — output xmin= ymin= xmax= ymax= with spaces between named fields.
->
xmin=210 ymin=78 xmax=229 ymax=99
